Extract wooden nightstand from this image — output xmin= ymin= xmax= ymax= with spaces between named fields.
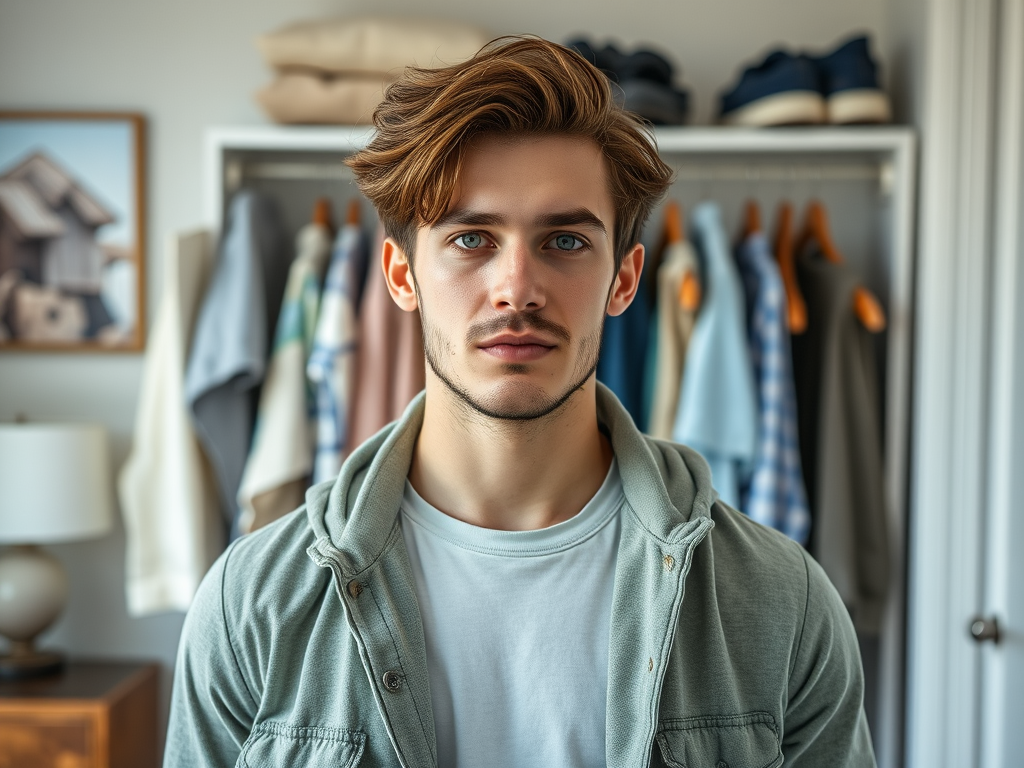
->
xmin=0 ymin=661 xmax=158 ymax=768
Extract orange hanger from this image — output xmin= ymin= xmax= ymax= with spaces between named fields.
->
xmin=648 ymin=201 xmax=677 ymax=280
xmin=798 ymin=200 xmax=886 ymax=333
xmin=664 ymin=200 xmax=685 ymax=244
xmin=773 ymin=202 xmax=808 ymax=335
xmin=663 ymin=201 xmax=702 ymax=312
xmin=346 ymin=199 xmax=361 ymax=226
xmin=312 ymin=197 xmax=335 ymax=237
xmin=741 ymin=199 xmax=762 ymax=240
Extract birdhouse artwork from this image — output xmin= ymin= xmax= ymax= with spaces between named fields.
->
xmin=0 ymin=112 xmax=145 ymax=351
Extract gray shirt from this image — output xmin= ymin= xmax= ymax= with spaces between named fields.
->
xmin=184 ymin=191 xmax=290 ymax=534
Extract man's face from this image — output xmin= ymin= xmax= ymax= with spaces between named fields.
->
xmin=396 ymin=133 xmax=639 ymax=421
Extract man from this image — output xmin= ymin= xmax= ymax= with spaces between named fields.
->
xmin=166 ymin=37 xmax=875 ymax=767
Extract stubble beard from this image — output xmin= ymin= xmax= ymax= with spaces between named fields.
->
xmin=420 ymin=306 xmax=603 ymax=422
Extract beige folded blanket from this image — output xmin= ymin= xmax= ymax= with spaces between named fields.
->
xmin=257 ymin=16 xmax=492 ymax=75
xmin=256 ymin=72 xmax=394 ymax=125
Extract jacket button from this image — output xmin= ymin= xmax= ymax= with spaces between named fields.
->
xmin=347 ymin=580 xmax=363 ymax=598
xmin=663 ymin=554 xmax=675 ymax=571
xmin=382 ymin=671 xmax=402 ymax=692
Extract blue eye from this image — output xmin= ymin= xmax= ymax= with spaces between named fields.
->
xmin=455 ymin=233 xmax=484 ymax=249
xmin=551 ymin=234 xmax=584 ymax=251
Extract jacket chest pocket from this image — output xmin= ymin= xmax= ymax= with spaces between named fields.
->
xmin=655 ymin=712 xmax=782 ymax=768
xmin=238 ymin=722 xmax=365 ymax=768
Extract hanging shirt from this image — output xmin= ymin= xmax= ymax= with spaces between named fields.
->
xmin=735 ymin=232 xmax=810 ymax=544
xmin=308 ymin=222 xmax=367 ymax=483
xmin=791 ymin=251 xmax=889 ymax=634
xmin=672 ymin=202 xmax=758 ymax=508
xmin=184 ymin=191 xmax=291 ymax=536
xmin=236 ymin=223 xmax=331 ymax=534
xmin=597 ymin=274 xmax=651 ymax=427
xmin=119 ymin=230 xmax=222 ymax=615
xmin=648 ymin=239 xmax=701 ymax=440
xmin=401 ymin=460 xmax=623 ymax=768
xmin=346 ymin=226 xmax=426 ymax=451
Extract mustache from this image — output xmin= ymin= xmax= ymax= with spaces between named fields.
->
xmin=466 ymin=312 xmax=572 ymax=346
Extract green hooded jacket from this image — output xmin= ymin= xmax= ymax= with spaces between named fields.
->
xmin=165 ymin=384 xmax=875 ymax=767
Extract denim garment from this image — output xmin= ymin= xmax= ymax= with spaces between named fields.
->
xmin=166 ymin=383 xmax=875 ymax=768
xmin=672 ymin=202 xmax=758 ymax=508
xmin=597 ymin=277 xmax=651 ymax=428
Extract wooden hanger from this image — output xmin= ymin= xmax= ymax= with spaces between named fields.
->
xmin=773 ymin=201 xmax=808 ymax=335
xmin=798 ymin=199 xmax=887 ymax=333
xmin=312 ymin=197 xmax=335 ymax=238
xmin=663 ymin=201 xmax=702 ymax=312
xmin=741 ymin=199 xmax=762 ymax=239
xmin=346 ymin=199 xmax=361 ymax=226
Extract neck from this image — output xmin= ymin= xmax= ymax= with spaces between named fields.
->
xmin=408 ymin=375 xmax=613 ymax=531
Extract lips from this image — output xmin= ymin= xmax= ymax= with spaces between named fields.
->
xmin=477 ymin=333 xmax=556 ymax=362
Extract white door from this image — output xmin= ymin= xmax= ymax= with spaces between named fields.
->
xmin=905 ymin=0 xmax=1024 ymax=764
xmin=979 ymin=0 xmax=1024 ymax=761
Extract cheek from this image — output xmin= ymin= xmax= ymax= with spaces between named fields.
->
xmin=415 ymin=257 xmax=488 ymax=326
xmin=555 ymin=269 xmax=616 ymax=326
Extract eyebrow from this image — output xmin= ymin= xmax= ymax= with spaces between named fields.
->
xmin=431 ymin=206 xmax=608 ymax=235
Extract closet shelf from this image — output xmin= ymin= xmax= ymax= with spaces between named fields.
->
xmin=206 ymin=124 xmax=913 ymax=157
xmin=206 ymin=124 xmax=916 ymax=225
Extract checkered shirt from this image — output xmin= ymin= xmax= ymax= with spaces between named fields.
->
xmin=735 ymin=232 xmax=810 ymax=544
xmin=307 ymin=223 xmax=364 ymax=484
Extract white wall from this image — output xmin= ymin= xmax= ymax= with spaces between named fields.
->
xmin=0 ymin=0 xmax=894 ymax=754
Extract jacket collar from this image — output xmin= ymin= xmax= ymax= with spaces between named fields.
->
xmin=306 ymin=382 xmax=716 ymax=572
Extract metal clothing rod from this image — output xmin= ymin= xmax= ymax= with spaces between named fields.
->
xmin=241 ymin=161 xmax=353 ymax=181
xmin=673 ymin=163 xmax=884 ymax=182
xmin=672 ymin=161 xmax=895 ymax=195
xmin=225 ymin=158 xmax=894 ymax=194
xmin=224 ymin=159 xmax=354 ymax=193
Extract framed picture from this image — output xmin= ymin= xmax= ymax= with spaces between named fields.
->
xmin=0 ymin=111 xmax=146 ymax=351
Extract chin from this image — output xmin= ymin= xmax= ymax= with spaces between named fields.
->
xmin=458 ymin=376 xmax=584 ymax=421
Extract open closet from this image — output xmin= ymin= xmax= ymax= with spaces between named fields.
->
xmin=202 ymin=123 xmax=915 ymax=768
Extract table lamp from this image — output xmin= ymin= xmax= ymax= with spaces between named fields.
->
xmin=0 ymin=423 xmax=112 ymax=679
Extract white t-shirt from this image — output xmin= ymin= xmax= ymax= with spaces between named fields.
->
xmin=400 ymin=460 xmax=624 ymax=768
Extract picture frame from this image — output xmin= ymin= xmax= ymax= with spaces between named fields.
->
xmin=0 ymin=111 xmax=146 ymax=352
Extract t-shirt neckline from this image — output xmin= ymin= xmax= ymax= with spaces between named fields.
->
xmin=401 ymin=458 xmax=623 ymax=558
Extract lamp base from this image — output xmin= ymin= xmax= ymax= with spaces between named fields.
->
xmin=0 ymin=648 xmax=65 ymax=680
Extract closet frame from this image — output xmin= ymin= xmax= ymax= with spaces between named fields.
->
xmin=204 ymin=124 xmax=916 ymax=768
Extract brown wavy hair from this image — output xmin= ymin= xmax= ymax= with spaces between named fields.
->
xmin=346 ymin=36 xmax=674 ymax=269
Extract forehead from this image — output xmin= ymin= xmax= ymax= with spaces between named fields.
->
xmin=443 ymin=134 xmax=614 ymax=225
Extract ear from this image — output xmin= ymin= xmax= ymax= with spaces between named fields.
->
xmin=382 ymin=237 xmax=419 ymax=312
xmin=606 ymin=243 xmax=644 ymax=317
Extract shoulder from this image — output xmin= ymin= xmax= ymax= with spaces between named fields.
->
xmin=189 ymin=506 xmax=331 ymax=639
xmin=222 ymin=506 xmax=329 ymax=609
xmin=705 ymin=498 xmax=809 ymax=584
xmin=694 ymin=497 xmax=853 ymax=662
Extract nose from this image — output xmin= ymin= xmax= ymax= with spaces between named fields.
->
xmin=490 ymin=238 xmax=545 ymax=313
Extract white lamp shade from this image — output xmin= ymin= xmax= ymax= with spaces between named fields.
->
xmin=0 ymin=424 xmax=113 ymax=544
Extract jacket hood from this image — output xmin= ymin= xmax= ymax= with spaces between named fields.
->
xmin=306 ymin=382 xmax=717 ymax=575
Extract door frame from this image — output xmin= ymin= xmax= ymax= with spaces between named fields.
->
xmin=979 ymin=0 xmax=1024 ymax=763
xmin=905 ymin=0 xmax=999 ymax=765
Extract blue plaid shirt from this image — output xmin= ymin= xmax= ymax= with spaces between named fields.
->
xmin=307 ymin=224 xmax=366 ymax=484
xmin=735 ymin=232 xmax=810 ymax=544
